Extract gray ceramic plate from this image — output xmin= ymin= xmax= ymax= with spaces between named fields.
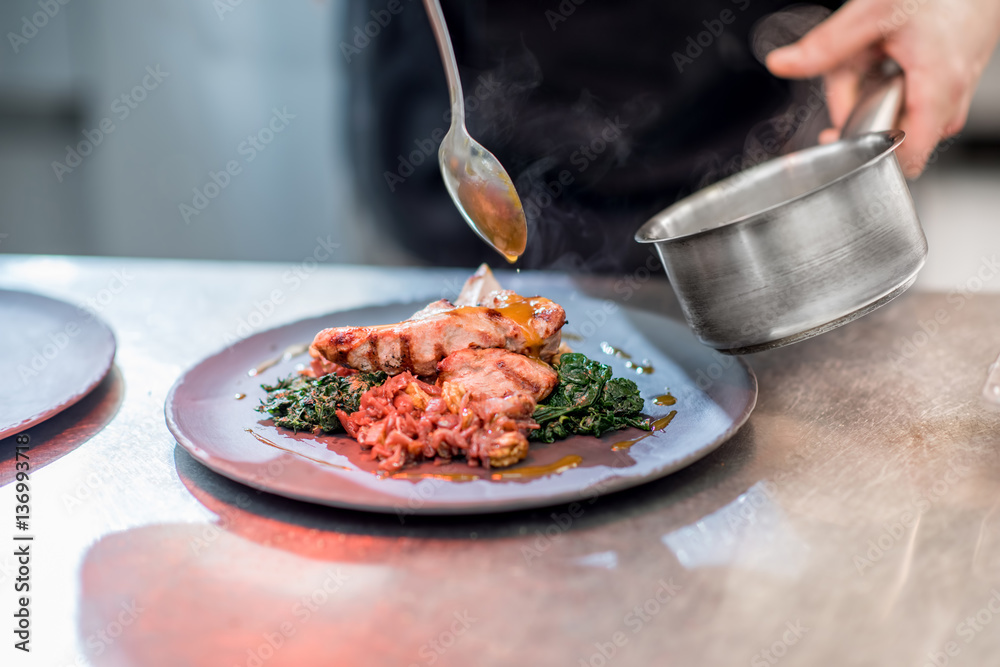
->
xmin=0 ymin=290 xmax=117 ymax=440
xmin=165 ymin=289 xmax=756 ymax=514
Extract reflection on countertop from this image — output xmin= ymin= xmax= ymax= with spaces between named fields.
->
xmin=0 ymin=259 xmax=998 ymax=666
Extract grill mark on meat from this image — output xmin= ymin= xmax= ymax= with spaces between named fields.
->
xmin=311 ymin=293 xmax=565 ymax=375
xmin=498 ymin=360 xmax=541 ymax=395
xmin=365 ymin=332 xmax=379 ymax=370
xmin=399 ymin=332 xmax=412 ymax=372
xmin=437 ymin=348 xmax=558 ymax=403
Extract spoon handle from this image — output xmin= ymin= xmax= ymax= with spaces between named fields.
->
xmin=422 ymin=0 xmax=465 ymax=125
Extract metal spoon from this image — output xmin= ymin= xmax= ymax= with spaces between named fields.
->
xmin=422 ymin=0 xmax=527 ymax=263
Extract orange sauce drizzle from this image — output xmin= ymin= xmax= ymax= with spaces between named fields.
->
xmin=653 ymin=394 xmax=676 ymax=406
xmin=611 ymin=410 xmax=677 ymax=451
xmin=490 ymin=454 xmax=582 ymax=480
xmin=386 ymin=454 xmax=582 ymax=483
xmin=451 ymin=294 xmax=547 ymax=358
xmin=389 ymin=471 xmax=481 ymax=482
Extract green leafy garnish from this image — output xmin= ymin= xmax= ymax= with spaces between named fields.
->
xmin=532 ymin=353 xmax=650 ymax=443
xmin=256 ymin=371 xmax=387 ymax=433
xmin=257 ymin=353 xmax=648 ymax=442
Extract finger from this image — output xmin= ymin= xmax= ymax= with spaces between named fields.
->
xmin=823 ymin=66 xmax=864 ymax=131
xmin=766 ymin=0 xmax=891 ymax=79
xmin=942 ymin=88 xmax=976 ymax=138
xmin=818 ymin=128 xmax=840 ymax=144
xmin=895 ymin=70 xmax=956 ymax=178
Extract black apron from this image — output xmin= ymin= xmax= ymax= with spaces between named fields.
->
xmin=345 ymin=0 xmax=840 ymax=272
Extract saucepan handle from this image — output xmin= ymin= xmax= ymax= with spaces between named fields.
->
xmin=840 ymin=60 xmax=905 ymax=138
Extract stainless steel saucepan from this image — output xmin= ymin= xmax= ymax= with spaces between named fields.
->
xmin=635 ymin=65 xmax=926 ymax=354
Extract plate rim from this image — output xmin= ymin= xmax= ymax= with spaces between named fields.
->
xmin=0 ymin=289 xmax=117 ymax=440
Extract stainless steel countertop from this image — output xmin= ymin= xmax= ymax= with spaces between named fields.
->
xmin=1 ymin=255 xmax=999 ymax=667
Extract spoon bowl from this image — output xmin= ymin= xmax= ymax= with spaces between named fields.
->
xmin=423 ymin=0 xmax=527 ymax=262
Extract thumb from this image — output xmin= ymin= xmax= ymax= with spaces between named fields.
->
xmin=766 ymin=0 xmax=890 ymax=79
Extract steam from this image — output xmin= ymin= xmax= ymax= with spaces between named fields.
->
xmin=466 ymin=38 xmax=543 ymax=148
xmin=750 ymin=4 xmax=831 ymax=64
xmin=462 ymin=39 xmax=646 ymax=272
xmin=689 ymin=4 xmax=836 ymax=189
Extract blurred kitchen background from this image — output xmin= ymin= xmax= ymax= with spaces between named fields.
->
xmin=0 ymin=0 xmax=998 ymax=287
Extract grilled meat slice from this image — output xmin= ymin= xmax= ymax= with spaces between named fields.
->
xmin=437 ymin=348 xmax=558 ymax=403
xmin=478 ymin=290 xmax=565 ymax=360
xmin=310 ymin=293 xmax=565 ymax=376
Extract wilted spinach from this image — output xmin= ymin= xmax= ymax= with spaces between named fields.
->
xmin=532 ymin=353 xmax=650 ymax=443
xmin=257 ymin=371 xmax=387 ymax=433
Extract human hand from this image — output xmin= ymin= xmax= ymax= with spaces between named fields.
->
xmin=766 ymin=0 xmax=1000 ymax=178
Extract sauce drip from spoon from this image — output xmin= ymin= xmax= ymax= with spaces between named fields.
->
xmin=455 ymin=168 xmax=526 ymax=263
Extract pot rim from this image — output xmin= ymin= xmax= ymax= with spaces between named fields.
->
xmin=635 ymin=130 xmax=905 ymax=245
